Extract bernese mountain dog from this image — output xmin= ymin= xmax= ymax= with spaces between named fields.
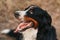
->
xmin=1 ymin=5 xmax=57 ymax=40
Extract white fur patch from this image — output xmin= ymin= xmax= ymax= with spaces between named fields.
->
xmin=15 ymin=11 xmax=27 ymax=21
xmin=1 ymin=29 xmax=10 ymax=34
xmin=21 ymin=28 xmax=38 ymax=40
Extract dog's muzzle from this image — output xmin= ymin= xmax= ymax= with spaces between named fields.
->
xmin=14 ymin=12 xmax=20 ymax=18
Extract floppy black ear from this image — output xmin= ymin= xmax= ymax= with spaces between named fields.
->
xmin=39 ymin=10 xmax=52 ymax=25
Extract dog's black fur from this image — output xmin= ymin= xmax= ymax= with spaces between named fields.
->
xmin=24 ymin=5 xmax=57 ymax=40
xmin=3 ymin=5 xmax=57 ymax=40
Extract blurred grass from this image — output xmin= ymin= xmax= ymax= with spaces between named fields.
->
xmin=0 ymin=0 xmax=60 ymax=40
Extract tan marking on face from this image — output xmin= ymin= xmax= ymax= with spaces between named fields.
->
xmin=24 ymin=16 xmax=38 ymax=28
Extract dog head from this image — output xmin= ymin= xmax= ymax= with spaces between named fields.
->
xmin=14 ymin=5 xmax=52 ymax=32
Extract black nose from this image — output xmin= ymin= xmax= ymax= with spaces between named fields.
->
xmin=14 ymin=12 xmax=20 ymax=18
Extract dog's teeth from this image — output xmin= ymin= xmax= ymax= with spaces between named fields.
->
xmin=1 ymin=29 xmax=10 ymax=34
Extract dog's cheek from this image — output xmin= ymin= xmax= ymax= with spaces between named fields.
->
xmin=24 ymin=16 xmax=38 ymax=28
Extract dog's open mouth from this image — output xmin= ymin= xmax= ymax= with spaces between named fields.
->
xmin=14 ymin=21 xmax=33 ymax=33
xmin=14 ymin=16 xmax=38 ymax=33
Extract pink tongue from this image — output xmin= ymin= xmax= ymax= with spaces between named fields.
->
xmin=14 ymin=22 xmax=32 ymax=33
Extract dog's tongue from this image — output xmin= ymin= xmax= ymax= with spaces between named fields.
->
xmin=14 ymin=22 xmax=32 ymax=33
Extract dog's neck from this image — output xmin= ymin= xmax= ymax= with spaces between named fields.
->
xmin=20 ymin=28 xmax=38 ymax=40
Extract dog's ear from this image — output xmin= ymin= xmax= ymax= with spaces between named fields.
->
xmin=40 ymin=11 xmax=52 ymax=25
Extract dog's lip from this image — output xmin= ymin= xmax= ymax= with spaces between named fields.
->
xmin=14 ymin=21 xmax=33 ymax=33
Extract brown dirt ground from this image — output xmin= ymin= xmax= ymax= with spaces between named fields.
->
xmin=0 ymin=0 xmax=60 ymax=40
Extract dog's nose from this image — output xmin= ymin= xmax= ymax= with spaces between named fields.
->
xmin=14 ymin=12 xmax=20 ymax=18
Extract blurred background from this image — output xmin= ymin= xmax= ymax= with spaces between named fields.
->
xmin=0 ymin=0 xmax=60 ymax=40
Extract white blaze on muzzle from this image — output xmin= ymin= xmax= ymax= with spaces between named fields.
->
xmin=15 ymin=11 xmax=27 ymax=21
